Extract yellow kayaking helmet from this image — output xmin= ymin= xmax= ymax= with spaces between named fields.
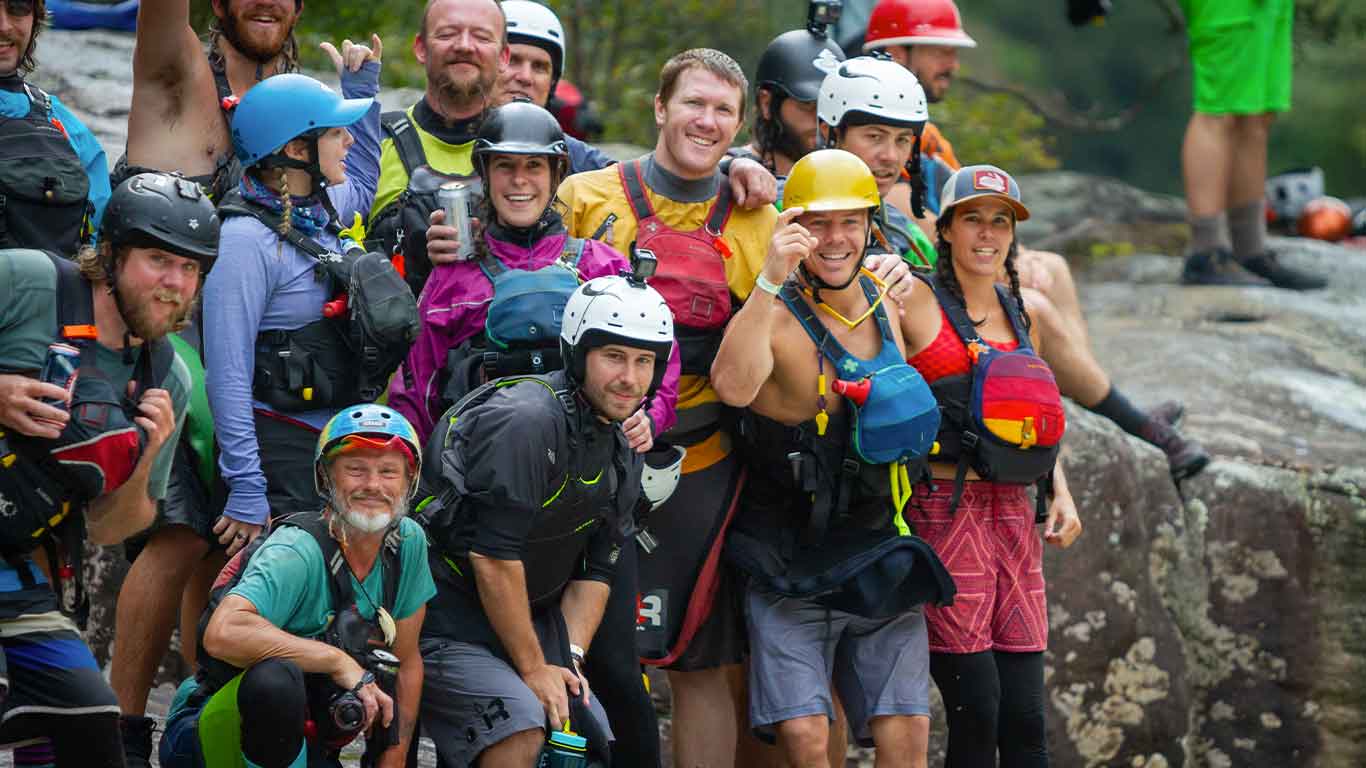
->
xmin=783 ymin=149 xmax=881 ymax=213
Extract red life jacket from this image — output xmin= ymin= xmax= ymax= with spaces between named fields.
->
xmin=617 ymin=159 xmax=735 ymax=333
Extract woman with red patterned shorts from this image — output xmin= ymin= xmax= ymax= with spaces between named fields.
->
xmin=899 ymin=165 xmax=1084 ymax=767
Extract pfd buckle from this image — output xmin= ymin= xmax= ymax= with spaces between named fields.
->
xmin=635 ymin=528 xmax=659 ymax=554
xmin=841 ymin=458 xmax=860 ymax=476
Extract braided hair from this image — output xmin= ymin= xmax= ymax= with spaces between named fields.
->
xmin=933 ymin=207 xmax=1031 ymax=333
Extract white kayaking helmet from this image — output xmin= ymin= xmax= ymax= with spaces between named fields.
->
xmin=560 ymin=274 xmax=675 ymax=397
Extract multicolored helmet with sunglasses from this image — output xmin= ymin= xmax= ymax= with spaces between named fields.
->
xmin=314 ymin=405 xmax=423 ymax=496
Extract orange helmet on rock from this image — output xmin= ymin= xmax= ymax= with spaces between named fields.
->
xmin=1297 ymin=197 xmax=1353 ymax=242
xmin=863 ymin=0 xmax=977 ymax=51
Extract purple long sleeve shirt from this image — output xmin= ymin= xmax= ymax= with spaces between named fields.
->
xmin=204 ymin=62 xmax=382 ymax=526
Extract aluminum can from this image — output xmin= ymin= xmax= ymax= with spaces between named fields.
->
xmin=39 ymin=342 xmax=81 ymax=409
xmin=437 ymin=180 xmax=476 ymax=261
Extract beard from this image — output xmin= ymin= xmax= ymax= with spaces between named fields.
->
xmin=218 ymin=1 xmax=297 ymax=63
xmin=331 ymin=487 xmax=406 ymax=534
xmin=115 ymin=283 xmax=192 ymax=342
xmin=430 ymin=57 xmax=497 ymax=111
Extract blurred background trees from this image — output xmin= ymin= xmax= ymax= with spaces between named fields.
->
xmin=199 ymin=0 xmax=1364 ymax=197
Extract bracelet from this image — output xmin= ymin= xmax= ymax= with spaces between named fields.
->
xmin=351 ymin=670 xmax=376 ymax=694
xmin=754 ymin=272 xmax=783 ymax=296
xmin=569 ymin=644 xmax=586 ymax=666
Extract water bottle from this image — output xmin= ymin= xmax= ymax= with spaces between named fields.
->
xmin=537 ymin=728 xmax=588 ymax=768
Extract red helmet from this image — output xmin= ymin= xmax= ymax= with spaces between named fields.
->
xmin=863 ymin=0 xmax=977 ymax=51
xmin=1297 ymin=197 xmax=1352 ymax=242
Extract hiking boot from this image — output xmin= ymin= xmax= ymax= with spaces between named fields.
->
xmin=1139 ymin=416 xmax=1210 ymax=481
xmin=1180 ymin=248 xmax=1268 ymax=286
xmin=121 ymin=714 xmax=156 ymax=768
xmin=1239 ymin=251 xmax=1328 ymax=291
xmin=1148 ymin=400 xmax=1185 ymax=430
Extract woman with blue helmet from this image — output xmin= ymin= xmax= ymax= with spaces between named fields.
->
xmin=203 ymin=37 xmax=385 ymax=555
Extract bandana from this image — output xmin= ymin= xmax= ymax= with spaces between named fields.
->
xmin=239 ymin=173 xmax=331 ymax=236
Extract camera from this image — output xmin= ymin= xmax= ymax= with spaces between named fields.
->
xmin=630 ymin=247 xmax=658 ymax=284
xmin=328 ymin=670 xmax=372 ymax=732
xmin=807 ymin=0 xmax=842 ymax=37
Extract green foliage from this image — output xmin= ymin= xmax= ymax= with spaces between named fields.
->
xmin=933 ymin=88 xmax=1059 ymax=173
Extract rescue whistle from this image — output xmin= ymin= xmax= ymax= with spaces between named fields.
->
xmin=830 ymin=377 xmax=872 ymax=406
xmin=814 ymin=411 xmax=829 ymax=436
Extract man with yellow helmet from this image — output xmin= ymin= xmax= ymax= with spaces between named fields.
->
xmin=711 ymin=149 xmax=953 ymax=768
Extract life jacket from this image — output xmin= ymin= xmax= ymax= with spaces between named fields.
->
xmin=416 ymin=374 xmax=635 ymax=609
xmin=0 ymin=250 xmax=172 ymax=625
xmin=367 ymin=110 xmax=484 ymax=296
xmin=478 ymin=238 xmax=586 ymax=375
xmin=616 ymin=159 xmax=734 ymax=376
xmin=917 ymin=272 xmax=1066 ymax=518
xmin=217 ymin=192 xmax=419 ymax=412
xmin=109 ymin=61 xmax=242 ymax=201
xmin=193 ymin=511 xmax=404 ymax=748
xmin=724 ymin=276 xmax=953 ymax=619
xmin=0 ymin=84 xmax=92 ymax=254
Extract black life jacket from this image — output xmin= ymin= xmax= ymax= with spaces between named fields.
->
xmin=416 ymin=374 xmax=635 ymax=609
xmin=0 ymin=84 xmax=92 ymax=254
xmin=0 ymin=251 xmax=172 ymax=625
xmin=217 ymin=192 xmax=419 ymax=412
xmin=194 ymin=511 xmax=404 ymax=700
xmin=434 ymin=238 xmax=588 ymax=409
xmin=367 ymin=110 xmax=483 ymax=296
xmin=917 ymin=273 xmax=1066 ymax=520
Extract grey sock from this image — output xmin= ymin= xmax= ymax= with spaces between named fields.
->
xmin=1229 ymin=200 xmax=1266 ymax=257
xmin=1188 ymin=211 xmax=1230 ymax=255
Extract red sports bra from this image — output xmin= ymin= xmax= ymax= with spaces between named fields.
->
xmin=907 ymin=307 xmax=1019 ymax=383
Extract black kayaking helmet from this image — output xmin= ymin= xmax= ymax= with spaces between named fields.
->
xmin=472 ymin=101 xmax=571 ymax=184
xmin=756 ymin=28 xmax=846 ymax=104
xmin=100 ymin=172 xmax=221 ymax=273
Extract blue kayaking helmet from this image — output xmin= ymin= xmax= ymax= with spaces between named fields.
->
xmin=315 ymin=405 xmax=424 ymax=498
xmin=231 ymin=73 xmax=373 ymax=172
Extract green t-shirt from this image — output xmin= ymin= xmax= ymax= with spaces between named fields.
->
xmin=0 ymin=248 xmax=189 ymax=500
xmin=229 ymin=516 xmax=437 ymax=637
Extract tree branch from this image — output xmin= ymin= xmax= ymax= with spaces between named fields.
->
xmin=958 ymin=54 xmax=1186 ymax=133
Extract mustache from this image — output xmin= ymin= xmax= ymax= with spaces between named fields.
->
xmin=152 ymin=289 xmax=186 ymax=306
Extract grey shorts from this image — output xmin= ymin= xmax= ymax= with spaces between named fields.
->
xmin=745 ymin=587 xmax=931 ymax=747
xmin=419 ymin=639 xmax=613 ymax=767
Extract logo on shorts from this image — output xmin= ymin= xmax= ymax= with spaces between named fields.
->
xmin=475 ymin=697 xmax=511 ymax=731
xmin=636 ymin=589 xmax=667 ymax=629
xmin=973 ymin=170 xmax=1008 ymax=194
xmin=0 ymin=491 xmax=14 ymax=519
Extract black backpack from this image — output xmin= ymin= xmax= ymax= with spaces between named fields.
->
xmin=0 ymin=85 xmax=93 ymax=254
xmin=366 ymin=110 xmax=483 ymax=296
xmin=194 ymin=512 xmax=404 ymax=698
xmin=218 ymin=192 xmax=419 ymax=404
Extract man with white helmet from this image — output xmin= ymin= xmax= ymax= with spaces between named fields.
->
xmin=862 ymin=0 xmax=1210 ymax=483
xmin=412 ymin=272 xmax=674 ymax=767
xmin=812 ymin=55 xmax=939 ymax=266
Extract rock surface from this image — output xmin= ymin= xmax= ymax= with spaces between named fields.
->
xmin=23 ymin=27 xmax=1366 ymax=768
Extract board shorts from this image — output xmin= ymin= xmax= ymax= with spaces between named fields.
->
xmin=0 ymin=571 xmax=121 ymax=745
xmin=1183 ymin=0 xmax=1293 ymax=114
xmin=744 ymin=587 xmax=930 ymax=747
xmin=419 ymin=639 xmax=613 ymax=767
xmin=906 ymin=480 xmax=1047 ymax=654
xmin=125 ymin=437 xmax=223 ymax=561
xmin=636 ymin=433 xmax=747 ymax=671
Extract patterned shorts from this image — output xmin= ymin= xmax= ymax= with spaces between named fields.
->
xmin=906 ymin=481 xmax=1047 ymax=654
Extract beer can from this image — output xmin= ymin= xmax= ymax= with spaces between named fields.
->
xmin=39 ymin=342 xmax=81 ymax=409
xmin=437 ymin=181 xmax=476 ymax=261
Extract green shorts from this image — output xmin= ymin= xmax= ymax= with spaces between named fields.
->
xmin=1183 ymin=0 xmax=1293 ymax=114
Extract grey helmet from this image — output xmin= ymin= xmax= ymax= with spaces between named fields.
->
xmin=101 ymin=172 xmax=220 ymax=272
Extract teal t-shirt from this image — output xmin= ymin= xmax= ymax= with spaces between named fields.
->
xmin=229 ymin=516 xmax=437 ymax=637
xmin=0 ymin=248 xmax=189 ymax=500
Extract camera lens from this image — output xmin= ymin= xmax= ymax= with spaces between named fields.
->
xmin=331 ymin=692 xmax=367 ymax=731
